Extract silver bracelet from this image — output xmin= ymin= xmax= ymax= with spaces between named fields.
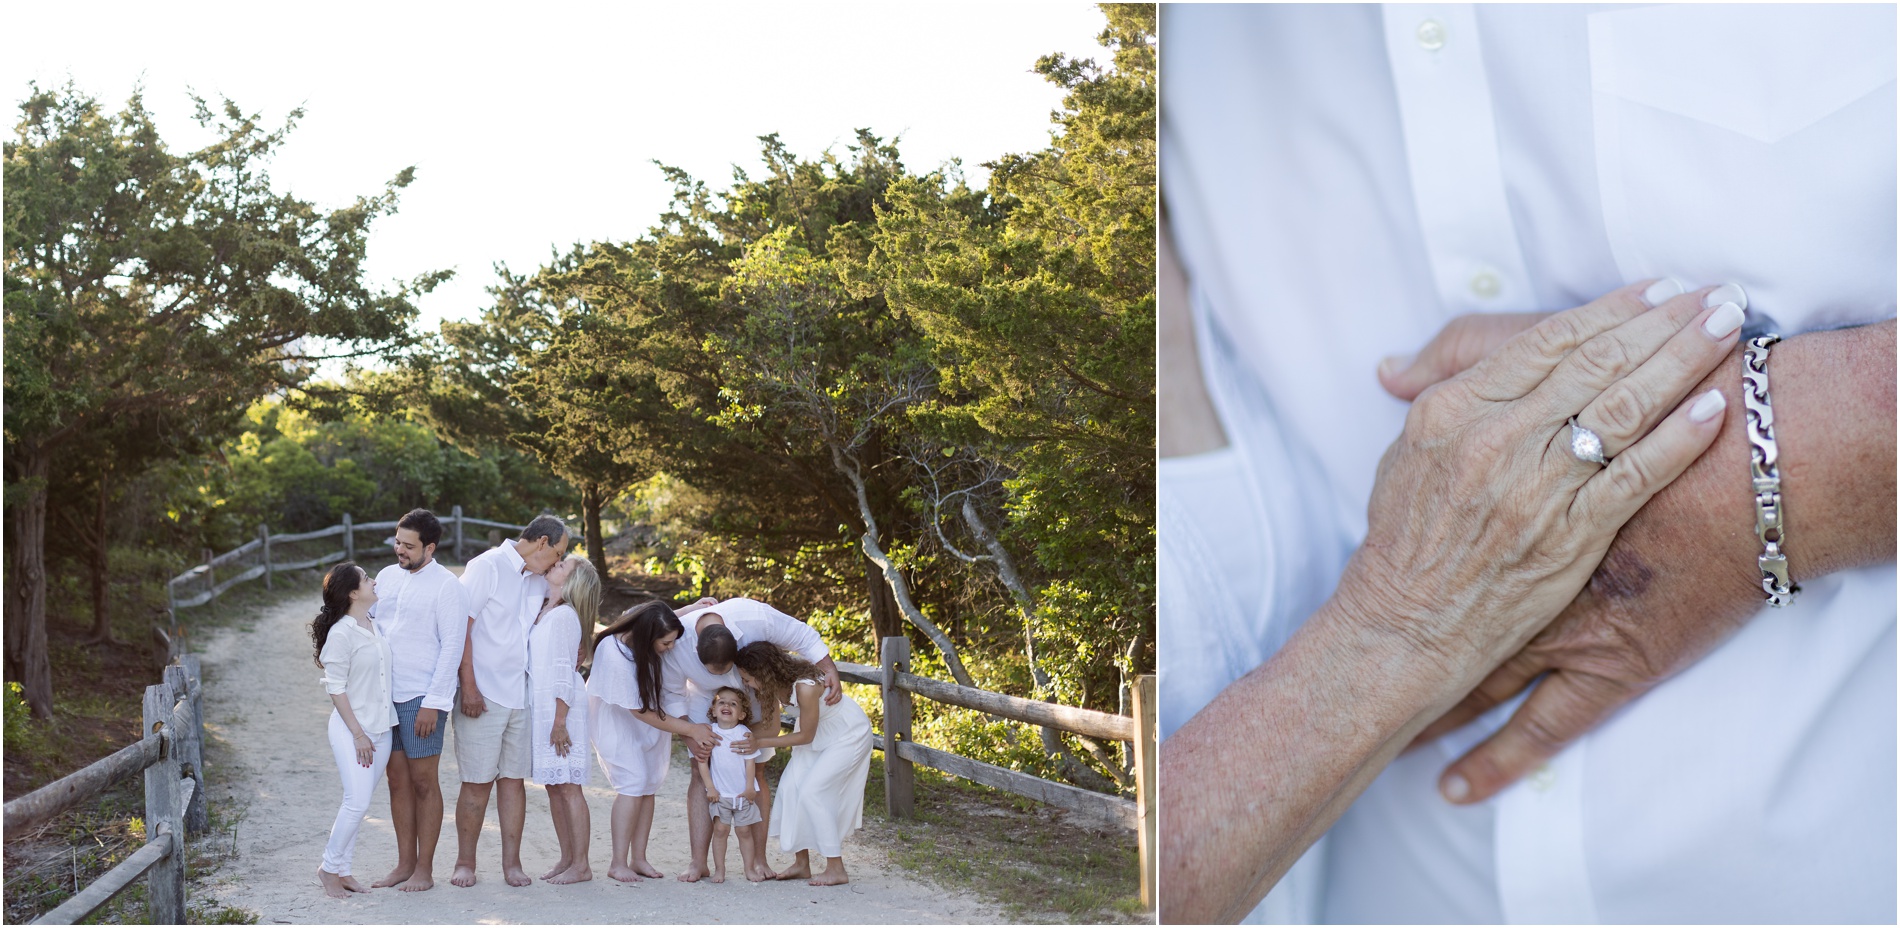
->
xmin=1742 ymin=335 xmax=1799 ymax=607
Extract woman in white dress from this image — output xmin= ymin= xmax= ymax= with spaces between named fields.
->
xmin=731 ymin=640 xmax=872 ymax=886
xmin=587 ymin=600 xmax=685 ymax=882
xmin=527 ymin=555 xmax=595 ymax=884
xmin=311 ymin=562 xmax=392 ymax=899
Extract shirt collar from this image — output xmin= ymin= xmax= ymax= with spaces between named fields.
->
xmin=500 ymin=541 xmax=528 ymax=574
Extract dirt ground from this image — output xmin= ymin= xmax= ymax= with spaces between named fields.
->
xmin=190 ymin=593 xmax=1002 ymax=924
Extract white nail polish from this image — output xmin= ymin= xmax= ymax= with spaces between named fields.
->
xmin=1703 ymin=282 xmax=1748 ymax=311
xmin=1688 ymin=388 xmax=1727 ymax=423
xmin=1703 ymin=302 xmax=1745 ymax=339
xmin=1641 ymin=277 xmax=1684 ymax=307
xmin=1441 ymin=773 xmax=1470 ymax=803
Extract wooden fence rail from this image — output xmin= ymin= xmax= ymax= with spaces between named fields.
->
xmin=834 ymin=637 xmax=1158 ymax=907
xmin=167 ymin=507 xmax=529 ymax=611
xmin=3 ymin=647 xmax=206 ymax=925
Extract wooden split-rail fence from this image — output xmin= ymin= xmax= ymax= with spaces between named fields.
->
xmin=3 ymin=642 xmax=206 ymax=924
xmin=835 ymin=637 xmax=1158 ymax=907
xmin=167 ymin=507 xmax=528 ymax=611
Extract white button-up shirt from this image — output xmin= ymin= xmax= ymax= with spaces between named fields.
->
xmin=458 ymin=542 xmax=547 ymax=711
xmin=663 ymin=597 xmax=829 ymax=723
xmin=1162 ymin=4 xmax=1895 ymax=923
xmin=319 ymin=617 xmax=395 ymax=734
xmin=370 ymin=559 xmax=469 ymax=712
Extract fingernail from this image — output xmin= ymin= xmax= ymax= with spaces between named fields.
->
xmin=1688 ymin=388 xmax=1726 ymax=423
xmin=1702 ymin=302 xmax=1745 ymax=339
xmin=1440 ymin=772 xmax=1470 ymax=803
xmin=1379 ymin=353 xmax=1414 ymax=378
xmin=1640 ymin=277 xmax=1684 ymax=307
xmin=1703 ymin=282 xmax=1748 ymax=311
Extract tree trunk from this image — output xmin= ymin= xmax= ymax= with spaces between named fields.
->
xmin=88 ymin=475 xmax=117 ymax=644
xmin=864 ymin=563 xmax=905 ymax=644
xmin=582 ymin=482 xmax=609 ymax=582
xmin=6 ymin=452 xmax=55 ymax=718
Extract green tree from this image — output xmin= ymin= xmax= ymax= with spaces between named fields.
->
xmin=3 ymin=86 xmax=440 ymax=715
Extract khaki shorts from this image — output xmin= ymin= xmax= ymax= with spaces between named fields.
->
xmin=711 ymin=796 xmax=762 ymax=827
xmin=453 ymin=700 xmax=530 ymax=782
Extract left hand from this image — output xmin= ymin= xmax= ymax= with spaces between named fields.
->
xmin=1384 ymin=308 xmax=1764 ymax=803
xmin=414 ymin=707 xmax=438 ymax=739
xmin=728 ymin=731 xmax=757 ymax=755
xmin=551 ymin=720 xmax=572 ymax=757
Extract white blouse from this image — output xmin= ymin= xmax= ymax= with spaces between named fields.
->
xmin=319 ymin=617 xmax=395 ymax=734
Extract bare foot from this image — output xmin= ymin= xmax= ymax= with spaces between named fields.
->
xmin=503 ymin=864 xmax=532 ymax=887
xmin=630 ymin=861 xmax=663 ymax=879
xmin=450 ymin=863 xmax=478 ymax=887
xmin=318 ymin=868 xmax=350 ymax=899
xmin=607 ymin=864 xmax=643 ymax=883
xmin=397 ymin=873 xmax=434 ymax=892
xmin=540 ymin=861 xmax=571 ymax=881
xmin=757 ymin=862 xmax=778 ymax=880
xmin=808 ymin=864 xmax=849 ymax=887
xmin=709 ymin=867 xmax=727 ymax=884
xmin=773 ymin=862 xmax=811 ymax=881
xmin=371 ymin=865 xmax=414 ymax=889
xmin=547 ymin=865 xmax=592 ymax=885
xmin=677 ymin=865 xmax=709 ymax=883
xmin=338 ymin=875 xmax=371 ymax=894
xmin=746 ymin=865 xmax=769 ymax=883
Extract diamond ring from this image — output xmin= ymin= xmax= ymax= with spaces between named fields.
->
xmin=1568 ymin=416 xmax=1609 ymax=466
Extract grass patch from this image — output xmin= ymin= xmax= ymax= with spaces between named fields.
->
xmin=849 ymin=754 xmax=1146 ymax=923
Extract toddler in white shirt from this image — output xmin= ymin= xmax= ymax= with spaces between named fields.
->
xmin=695 ymin=686 xmax=766 ymax=882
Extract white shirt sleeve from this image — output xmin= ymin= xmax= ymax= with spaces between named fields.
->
xmin=319 ymin=623 xmax=353 ymax=696
xmin=549 ymin=606 xmax=580 ymax=705
xmin=424 ymin=572 xmax=468 ymax=712
xmin=660 ymin=649 xmax=690 ymax=719
xmin=755 ymin=601 xmax=828 ymax=662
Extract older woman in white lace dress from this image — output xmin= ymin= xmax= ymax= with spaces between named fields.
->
xmin=527 ymin=555 xmax=597 ymax=884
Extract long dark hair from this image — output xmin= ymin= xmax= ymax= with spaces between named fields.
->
xmin=734 ymin=640 xmax=819 ymax=709
xmin=595 ymin=601 xmax=684 ymax=715
xmin=311 ymin=562 xmax=366 ymax=668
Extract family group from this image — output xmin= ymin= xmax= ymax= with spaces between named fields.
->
xmin=308 ymin=508 xmax=873 ymax=898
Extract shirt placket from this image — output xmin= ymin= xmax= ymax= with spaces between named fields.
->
xmin=1383 ymin=5 xmax=1596 ymax=922
xmin=1382 ymin=4 xmax=1537 ymax=317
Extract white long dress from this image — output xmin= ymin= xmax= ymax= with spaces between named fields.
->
xmin=586 ymin=636 xmax=671 ymax=796
xmin=768 ymin=680 xmax=872 ymax=858
xmin=527 ymin=604 xmax=590 ymax=786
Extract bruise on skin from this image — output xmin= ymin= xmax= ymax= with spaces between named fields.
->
xmin=1588 ymin=546 xmax=1654 ymax=600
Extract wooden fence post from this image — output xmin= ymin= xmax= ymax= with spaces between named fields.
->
xmin=259 ymin=523 xmax=272 ymax=591
xmin=142 ymin=682 xmax=186 ymax=924
xmin=1132 ymin=673 xmax=1157 ymax=909
xmin=166 ymin=662 xmax=207 ymax=835
xmin=201 ymin=548 xmax=214 ymax=599
xmin=342 ymin=512 xmax=354 ymax=562
xmin=880 ymin=636 xmax=914 ymax=819
xmin=452 ymin=505 xmax=465 ymax=563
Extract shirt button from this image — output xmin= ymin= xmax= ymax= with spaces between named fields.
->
xmin=1417 ymin=19 xmax=1447 ymax=51
xmin=1528 ymin=763 xmax=1556 ymax=792
xmin=1469 ymin=271 xmax=1502 ymax=299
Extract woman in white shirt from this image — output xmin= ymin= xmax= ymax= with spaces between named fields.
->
xmin=312 ymin=562 xmax=393 ymax=899
xmin=528 ymin=554 xmax=595 ymax=884
xmin=731 ymin=641 xmax=873 ymax=887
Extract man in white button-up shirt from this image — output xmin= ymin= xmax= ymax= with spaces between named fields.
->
xmin=653 ymin=597 xmax=836 ymax=882
xmin=1159 ymin=4 xmax=1894 ymax=923
xmin=365 ymin=509 xmax=467 ymax=893
xmin=448 ymin=514 xmax=567 ymax=889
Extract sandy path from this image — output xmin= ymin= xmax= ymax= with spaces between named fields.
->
xmin=192 ymin=594 xmax=1000 ymax=924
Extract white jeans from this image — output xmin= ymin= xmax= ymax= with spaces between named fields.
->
xmin=322 ymin=710 xmax=391 ymax=875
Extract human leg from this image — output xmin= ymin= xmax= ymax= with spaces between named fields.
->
xmin=451 ymin=780 xmax=492 ymax=887
xmin=629 ymin=793 xmax=662 ymax=878
xmin=321 ymin=714 xmax=390 ymax=892
xmin=710 ymin=819 xmax=731 ymax=883
xmin=375 ymin=749 xmax=416 ymax=888
xmin=736 ymin=822 xmax=766 ymax=882
xmin=451 ymin=699 xmax=507 ymax=888
xmin=678 ymin=761 xmax=713 ymax=882
xmin=751 ymin=767 xmax=775 ymax=878
xmin=607 ymin=794 xmax=639 ymax=881
xmin=399 ymin=753 xmax=443 ymax=891
xmin=541 ymin=783 xmax=573 ymax=880
xmin=497 ymin=777 xmax=529 ymax=886
xmin=550 ymin=785 xmax=592 ymax=883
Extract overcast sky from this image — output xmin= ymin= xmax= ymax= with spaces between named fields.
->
xmin=6 ymin=2 xmax=1105 ymax=333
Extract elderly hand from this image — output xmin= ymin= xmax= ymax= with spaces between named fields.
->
xmin=1384 ymin=297 xmax=1896 ymax=804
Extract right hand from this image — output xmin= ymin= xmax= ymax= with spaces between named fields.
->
xmin=683 ymin=722 xmax=721 ymax=760
xmin=460 ymin=685 xmax=486 ymax=719
xmin=1338 ymin=281 xmax=1738 ymax=681
xmin=353 ymin=731 xmax=373 ymax=768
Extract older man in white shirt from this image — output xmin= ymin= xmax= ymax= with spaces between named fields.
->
xmin=661 ymin=597 xmax=838 ymax=882
xmin=448 ymin=514 xmax=568 ymax=889
xmin=365 ymin=508 xmax=467 ymax=893
xmin=1159 ymin=4 xmax=1894 ymax=923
